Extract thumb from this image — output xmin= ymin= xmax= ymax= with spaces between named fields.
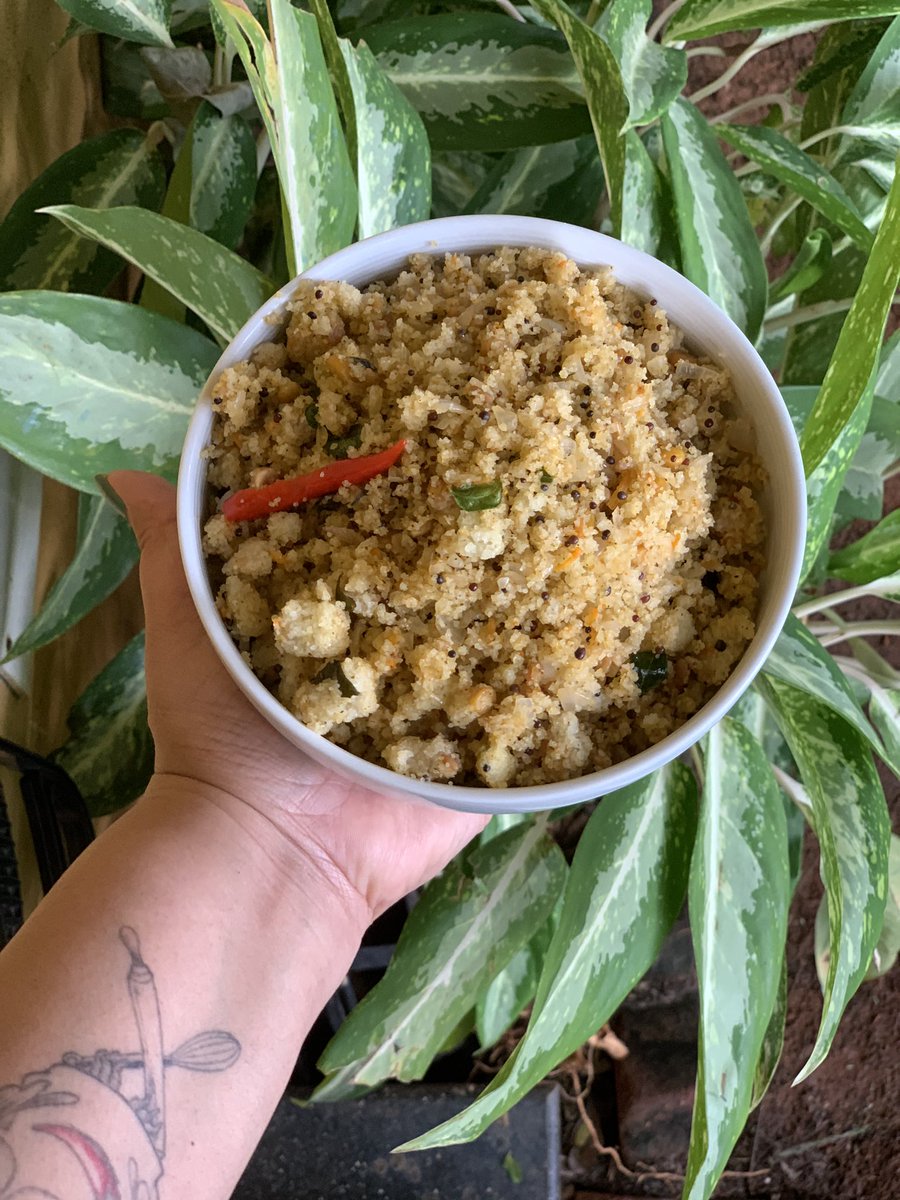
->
xmin=104 ymin=470 xmax=178 ymax=553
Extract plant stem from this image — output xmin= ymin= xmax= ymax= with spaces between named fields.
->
xmin=793 ymin=581 xmax=897 ymax=619
xmin=690 ymin=34 xmax=767 ymax=103
xmin=763 ymin=295 xmax=852 ymax=334
xmin=494 ymin=0 xmax=526 ymax=21
xmin=809 ymin=620 xmax=900 ymax=648
xmin=648 ymin=0 xmax=687 ymax=41
xmin=689 ymin=745 xmax=705 ymax=787
xmin=797 ymin=125 xmax=858 ymax=152
xmin=760 ymin=193 xmax=803 ymax=258
xmin=772 ymin=765 xmax=812 ymax=811
xmin=712 ymin=92 xmax=792 ymax=128
xmin=687 ymin=46 xmax=726 ymax=59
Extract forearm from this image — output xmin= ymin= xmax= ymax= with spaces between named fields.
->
xmin=0 ymin=774 xmax=368 ymax=1199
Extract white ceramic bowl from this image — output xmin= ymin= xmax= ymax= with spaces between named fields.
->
xmin=177 ymin=215 xmax=806 ymax=815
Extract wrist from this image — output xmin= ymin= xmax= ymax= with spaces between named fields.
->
xmin=142 ymin=772 xmax=374 ymax=942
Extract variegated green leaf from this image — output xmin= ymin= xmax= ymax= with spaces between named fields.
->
xmin=790 ymin=376 xmax=874 ymax=580
xmin=317 ymin=819 xmax=566 ymax=1086
xmin=622 ymin=129 xmax=676 ymax=263
xmin=596 ymin=0 xmax=687 ymax=127
xmin=667 ymin=1 xmax=900 ymax=42
xmin=770 ymin=228 xmax=832 ymax=302
xmin=869 ymin=687 xmax=900 ymax=782
xmin=475 ymin=915 xmax=554 ymax=1050
xmin=840 ymin=18 xmax=900 ymax=162
xmin=684 ymin=718 xmax=789 ymax=1200
xmin=661 ymin=99 xmax=767 ymax=341
xmin=212 ymin=0 xmax=356 ymax=274
xmin=1 ymin=495 xmax=138 ymax=665
xmin=463 ymin=138 xmax=602 ymax=229
xmin=41 ymin=205 xmax=272 ymax=343
xmin=189 ymin=101 xmax=257 ymax=250
xmin=750 ymin=956 xmax=788 ymax=1111
xmin=866 ymin=834 xmax=900 ymax=979
xmin=757 ymin=677 xmax=890 ymax=1083
xmin=0 ymin=292 xmax=216 ymax=492
xmin=53 ymin=633 xmax=154 ymax=817
xmin=101 ymin=39 xmax=168 ymax=119
xmin=799 ymin=162 xmax=900 ymax=477
xmin=764 ymin=613 xmax=890 ymax=767
xmin=0 ymin=130 xmax=165 ymax=293
xmin=431 ymin=151 xmax=497 ymax=218
xmin=836 ymin=394 xmax=899 ymax=526
xmin=141 ymin=44 xmax=210 ymax=108
xmin=398 ymin=764 xmax=697 ymax=1151
xmin=339 ymin=41 xmax=431 ymax=238
xmin=719 ymin=125 xmax=873 ymax=251
xmin=530 ymin=0 xmax=628 ymax=237
xmin=829 ymin=509 xmax=900 ymax=584
xmin=877 ymin=329 xmax=900 ymax=398
xmin=365 ymin=14 xmax=590 ymax=152
xmin=56 ymin=0 xmax=173 ymax=46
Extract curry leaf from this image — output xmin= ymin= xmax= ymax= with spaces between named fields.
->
xmin=0 ymin=130 xmax=165 ymax=293
xmin=662 ymin=99 xmax=767 ymax=341
xmin=53 ymin=633 xmax=154 ymax=818
xmin=799 ymin=161 xmax=900 ymax=477
xmin=0 ymin=292 xmax=216 ymax=492
xmin=339 ymin=41 xmax=432 ymax=238
xmin=398 ymin=764 xmax=697 ymax=1151
xmin=212 ymin=0 xmax=356 ymax=275
xmin=41 ymin=205 xmax=273 ymax=343
xmin=317 ymin=819 xmax=566 ymax=1086
xmin=828 ymin=509 xmax=900 ymax=584
xmin=684 ymin=718 xmax=789 ymax=1200
xmin=1 ymin=496 xmax=138 ymax=665
xmin=757 ymin=677 xmax=890 ymax=1083
xmin=667 ymin=2 xmax=900 ymax=42
xmin=56 ymin=0 xmax=173 ymax=47
xmin=596 ymin=0 xmax=687 ymax=128
xmin=530 ymin=0 xmax=629 ymax=237
xmin=718 ymin=125 xmax=873 ymax=251
xmin=364 ymin=14 xmax=590 ymax=152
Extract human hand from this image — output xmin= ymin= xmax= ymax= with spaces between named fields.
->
xmin=107 ymin=472 xmax=486 ymax=922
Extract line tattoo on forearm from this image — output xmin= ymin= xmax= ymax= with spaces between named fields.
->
xmin=0 ymin=927 xmax=241 ymax=1199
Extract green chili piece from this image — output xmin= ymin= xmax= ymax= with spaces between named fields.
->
xmin=540 ymin=469 xmax=554 ymax=484
xmin=325 ymin=424 xmax=363 ymax=459
xmin=451 ymin=480 xmax=503 ymax=511
xmin=305 ymin=402 xmax=319 ymax=429
xmin=313 ymin=660 xmax=359 ymax=698
xmin=631 ymin=650 xmax=669 ymax=695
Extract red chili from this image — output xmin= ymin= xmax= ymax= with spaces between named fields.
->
xmin=221 ymin=438 xmax=407 ymax=522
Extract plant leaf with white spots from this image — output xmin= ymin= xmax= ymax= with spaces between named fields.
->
xmin=339 ymin=40 xmax=432 ymax=238
xmin=718 ymin=125 xmax=873 ymax=251
xmin=53 ymin=633 xmax=154 ymax=817
xmin=475 ymin=914 xmax=555 ymax=1050
xmin=0 ymin=292 xmax=216 ymax=492
xmin=463 ymin=137 xmax=603 ymax=229
xmin=596 ymin=0 xmax=687 ymax=127
xmin=666 ymin=1 xmax=900 ymax=42
xmin=317 ymin=819 xmax=566 ymax=1086
xmin=41 ymin=205 xmax=272 ymax=343
xmin=56 ymin=0 xmax=173 ymax=46
xmin=757 ymin=677 xmax=890 ymax=1083
xmin=529 ymin=0 xmax=628 ymax=237
xmin=212 ymin=0 xmax=356 ymax=274
xmin=783 ymin=379 xmax=874 ymax=582
xmin=189 ymin=101 xmax=258 ymax=250
xmin=365 ymin=13 xmax=591 ymax=152
xmin=398 ymin=764 xmax=697 ymax=1151
xmin=828 ymin=509 xmax=900 ymax=585
xmin=1 ymin=495 xmax=138 ymax=665
xmin=661 ymin=99 xmax=767 ymax=341
xmin=750 ymin=955 xmax=788 ymax=1111
xmin=684 ymin=719 xmax=789 ymax=1200
xmin=869 ymin=688 xmax=900 ymax=784
xmin=622 ymin=129 xmax=677 ymax=263
xmin=839 ymin=18 xmax=900 ymax=162
xmin=799 ymin=162 xmax=900 ymax=477
xmin=0 ymin=130 xmax=165 ymax=293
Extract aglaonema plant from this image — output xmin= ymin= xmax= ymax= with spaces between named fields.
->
xmin=1 ymin=1 xmax=898 ymax=1195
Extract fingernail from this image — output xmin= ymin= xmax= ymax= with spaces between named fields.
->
xmin=94 ymin=474 xmax=128 ymax=519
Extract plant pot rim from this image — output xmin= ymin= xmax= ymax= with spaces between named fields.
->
xmin=177 ymin=214 xmax=806 ymax=815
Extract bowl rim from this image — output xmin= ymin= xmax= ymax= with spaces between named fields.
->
xmin=177 ymin=214 xmax=807 ymax=814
